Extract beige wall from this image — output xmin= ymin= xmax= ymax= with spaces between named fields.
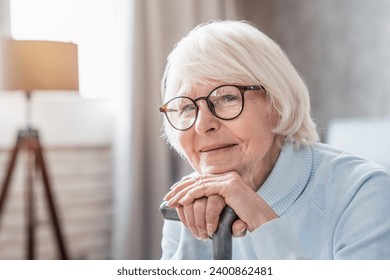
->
xmin=236 ymin=0 xmax=390 ymax=138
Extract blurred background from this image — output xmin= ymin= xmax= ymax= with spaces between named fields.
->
xmin=0 ymin=0 xmax=389 ymax=260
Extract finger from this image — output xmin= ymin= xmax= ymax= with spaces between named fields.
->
xmin=178 ymin=172 xmax=245 ymax=206
xmin=205 ymin=195 xmax=225 ymax=237
xmin=232 ymin=219 xmax=247 ymax=237
xmin=167 ymin=175 xmax=218 ymax=207
xmin=176 ymin=206 xmax=187 ymax=228
xmin=193 ymin=198 xmax=208 ymax=240
xmin=178 ymin=180 xmax=226 ymax=206
xmin=167 ymin=184 xmax=198 ymax=207
xmin=183 ymin=204 xmax=199 ymax=238
xmin=164 ymin=176 xmax=198 ymax=201
xmin=165 ymin=173 xmax=219 ymax=201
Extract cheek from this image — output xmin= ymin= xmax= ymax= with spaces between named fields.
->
xmin=239 ymin=125 xmax=275 ymax=150
xmin=234 ymin=109 xmax=274 ymax=137
xmin=231 ymin=111 xmax=277 ymax=152
xmin=177 ymin=131 xmax=195 ymax=157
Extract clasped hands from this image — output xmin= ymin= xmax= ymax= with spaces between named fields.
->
xmin=164 ymin=171 xmax=278 ymax=240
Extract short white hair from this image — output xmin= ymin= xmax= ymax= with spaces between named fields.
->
xmin=161 ymin=20 xmax=319 ymax=153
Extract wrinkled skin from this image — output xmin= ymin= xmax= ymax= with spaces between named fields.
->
xmin=164 ymin=83 xmax=280 ymax=239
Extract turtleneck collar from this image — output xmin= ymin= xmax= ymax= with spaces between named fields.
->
xmin=257 ymin=141 xmax=313 ymax=215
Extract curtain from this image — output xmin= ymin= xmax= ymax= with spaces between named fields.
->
xmin=0 ymin=0 xmax=10 ymax=37
xmin=112 ymin=0 xmax=238 ymax=260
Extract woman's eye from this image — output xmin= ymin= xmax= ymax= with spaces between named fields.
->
xmin=215 ymin=94 xmax=239 ymax=105
xmin=179 ymin=104 xmax=196 ymax=114
xmin=221 ymin=94 xmax=239 ymax=102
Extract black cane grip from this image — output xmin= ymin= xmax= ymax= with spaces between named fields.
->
xmin=212 ymin=206 xmax=237 ymax=260
xmin=160 ymin=201 xmax=180 ymax=221
xmin=159 ymin=201 xmax=237 ymax=259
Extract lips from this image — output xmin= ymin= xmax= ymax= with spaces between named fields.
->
xmin=199 ymin=144 xmax=237 ymax=153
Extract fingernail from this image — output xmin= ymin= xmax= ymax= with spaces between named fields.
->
xmin=207 ymin=224 xmax=214 ymax=237
xmin=199 ymin=232 xmax=208 ymax=240
xmin=165 ymin=191 xmax=175 ymax=199
xmin=167 ymin=199 xmax=176 ymax=207
xmin=238 ymin=226 xmax=247 ymax=237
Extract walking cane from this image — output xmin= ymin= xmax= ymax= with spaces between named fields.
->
xmin=160 ymin=201 xmax=237 ymax=260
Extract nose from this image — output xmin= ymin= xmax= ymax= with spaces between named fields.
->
xmin=194 ymin=100 xmax=220 ymax=135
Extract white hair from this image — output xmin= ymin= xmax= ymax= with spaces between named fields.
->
xmin=161 ymin=20 xmax=319 ymax=153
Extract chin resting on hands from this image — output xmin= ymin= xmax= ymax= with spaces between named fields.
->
xmin=164 ymin=172 xmax=278 ymax=238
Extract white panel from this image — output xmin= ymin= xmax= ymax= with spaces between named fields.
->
xmin=327 ymin=118 xmax=390 ymax=168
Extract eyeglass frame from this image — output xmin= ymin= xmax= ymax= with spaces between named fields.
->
xmin=159 ymin=84 xmax=264 ymax=131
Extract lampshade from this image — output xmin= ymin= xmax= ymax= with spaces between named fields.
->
xmin=0 ymin=39 xmax=78 ymax=92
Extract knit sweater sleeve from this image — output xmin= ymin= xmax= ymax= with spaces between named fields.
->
xmin=332 ymin=173 xmax=390 ymax=259
xmin=249 ymin=218 xmax=311 ymax=259
xmin=161 ymin=220 xmax=181 ymax=259
xmin=249 ymin=169 xmax=390 ymax=260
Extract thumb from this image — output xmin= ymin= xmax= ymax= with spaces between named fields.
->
xmin=232 ymin=219 xmax=247 ymax=237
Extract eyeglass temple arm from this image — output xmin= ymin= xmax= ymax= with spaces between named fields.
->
xmin=159 ymin=106 xmax=178 ymax=113
xmin=160 ymin=200 xmax=237 ymax=260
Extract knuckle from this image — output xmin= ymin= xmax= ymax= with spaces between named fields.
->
xmin=205 ymin=206 xmax=223 ymax=219
xmin=195 ymin=220 xmax=205 ymax=229
xmin=209 ymin=195 xmax=225 ymax=208
xmin=197 ymin=174 xmax=211 ymax=186
xmin=187 ymin=220 xmax=196 ymax=229
xmin=205 ymin=212 xmax=219 ymax=221
xmin=200 ymin=183 xmax=210 ymax=191
xmin=193 ymin=198 xmax=206 ymax=211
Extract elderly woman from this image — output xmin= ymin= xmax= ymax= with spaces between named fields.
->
xmin=159 ymin=20 xmax=390 ymax=259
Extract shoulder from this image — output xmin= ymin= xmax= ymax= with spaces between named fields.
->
xmin=310 ymin=142 xmax=390 ymax=180
xmin=307 ymin=142 xmax=390 ymax=212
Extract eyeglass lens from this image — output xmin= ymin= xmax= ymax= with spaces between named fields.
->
xmin=164 ymin=85 xmax=244 ymax=130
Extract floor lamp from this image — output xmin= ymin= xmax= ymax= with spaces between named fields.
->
xmin=0 ymin=39 xmax=79 ymax=259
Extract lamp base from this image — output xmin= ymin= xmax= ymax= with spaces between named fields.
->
xmin=0 ymin=128 xmax=68 ymax=259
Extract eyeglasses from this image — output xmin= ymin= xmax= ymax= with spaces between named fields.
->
xmin=159 ymin=84 xmax=263 ymax=131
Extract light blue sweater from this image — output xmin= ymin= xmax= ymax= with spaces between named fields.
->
xmin=161 ymin=141 xmax=390 ymax=259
